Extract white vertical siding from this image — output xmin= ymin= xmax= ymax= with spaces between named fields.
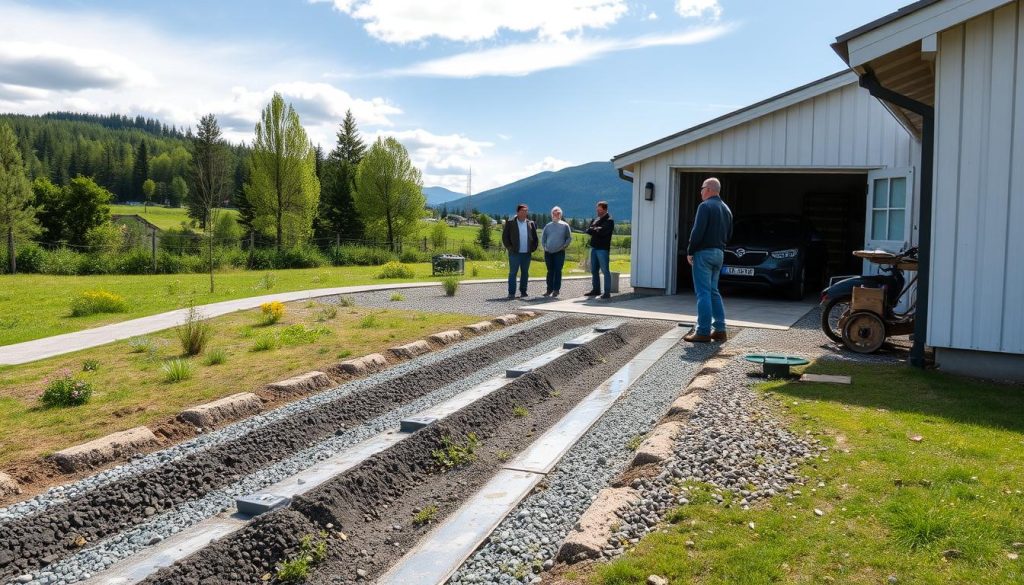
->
xmin=929 ymin=2 xmax=1024 ymax=355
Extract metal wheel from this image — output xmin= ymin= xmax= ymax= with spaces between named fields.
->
xmin=841 ymin=310 xmax=887 ymax=354
xmin=820 ymin=294 xmax=851 ymax=344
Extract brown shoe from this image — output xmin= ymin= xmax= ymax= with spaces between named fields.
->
xmin=711 ymin=330 xmax=728 ymax=342
xmin=684 ymin=331 xmax=713 ymax=343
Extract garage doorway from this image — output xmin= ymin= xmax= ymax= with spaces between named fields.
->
xmin=675 ymin=171 xmax=868 ymax=293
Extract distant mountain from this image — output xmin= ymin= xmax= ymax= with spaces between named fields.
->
xmin=422 ymin=186 xmax=465 ymax=206
xmin=440 ymin=161 xmax=632 ymax=220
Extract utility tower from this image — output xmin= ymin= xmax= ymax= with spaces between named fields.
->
xmin=464 ymin=167 xmax=472 ymax=220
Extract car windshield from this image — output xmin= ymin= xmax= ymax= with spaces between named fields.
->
xmin=731 ymin=218 xmax=803 ymax=244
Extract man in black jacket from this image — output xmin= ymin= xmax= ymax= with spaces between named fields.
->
xmin=585 ymin=201 xmax=614 ymax=299
xmin=501 ymin=203 xmax=538 ymax=299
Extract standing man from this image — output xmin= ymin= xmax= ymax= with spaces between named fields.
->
xmin=584 ymin=201 xmax=614 ymax=299
xmin=685 ymin=177 xmax=733 ymax=342
xmin=541 ymin=206 xmax=572 ymax=297
xmin=501 ymin=203 xmax=538 ymax=300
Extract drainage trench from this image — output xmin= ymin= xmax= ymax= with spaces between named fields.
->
xmin=138 ymin=321 xmax=671 ymax=585
xmin=0 ymin=316 xmax=594 ymax=582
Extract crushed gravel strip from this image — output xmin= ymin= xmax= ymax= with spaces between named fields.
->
xmin=0 ymin=313 xmax=562 ymax=527
xmin=449 ymin=329 xmax=721 ymax=584
xmin=24 ymin=318 xmax=607 ymax=585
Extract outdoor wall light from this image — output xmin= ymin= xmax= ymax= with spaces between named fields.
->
xmin=644 ymin=181 xmax=655 ymax=201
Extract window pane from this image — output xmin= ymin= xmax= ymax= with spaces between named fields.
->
xmin=873 ymin=210 xmax=888 ymax=239
xmin=873 ymin=178 xmax=889 ymax=209
xmin=888 ymin=210 xmax=905 ymax=240
xmin=890 ymin=177 xmax=907 ymax=209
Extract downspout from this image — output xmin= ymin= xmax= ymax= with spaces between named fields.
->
xmin=858 ymin=72 xmax=934 ymax=368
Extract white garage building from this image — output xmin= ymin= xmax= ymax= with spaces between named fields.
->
xmin=613 ymin=71 xmax=920 ymax=296
xmin=615 ymin=0 xmax=1024 ymax=380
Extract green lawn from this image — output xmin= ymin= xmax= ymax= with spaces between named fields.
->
xmin=109 ymin=204 xmax=238 ymax=230
xmin=0 ymin=300 xmax=480 ymax=466
xmin=0 ymin=255 xmax=630 ymax=346
xmin=592 ymin=362 xmax=1024 ymax=585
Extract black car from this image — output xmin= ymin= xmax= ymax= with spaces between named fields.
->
xmin=720 ymin=215 xmax=828 ymax=300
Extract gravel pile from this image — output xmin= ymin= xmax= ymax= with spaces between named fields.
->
xmin=449 ymin=332 xmax=720 ymax=585
xmin=24 ymin=318 xmax=604 ymax=585
xmin=603 ymin=357 xmax=817 ymax=557
xmin=0 ymin=313 xmax=562 ymax=527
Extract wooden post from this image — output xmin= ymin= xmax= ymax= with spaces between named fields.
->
xmin=336 ymin=233 xmax=341 ymax=248
xmin=151 ymin=229 xmax=157 ymax=273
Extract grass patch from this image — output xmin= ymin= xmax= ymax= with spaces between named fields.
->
xmin=203 ymin=348 xmax=227 ymax=366
xmin=432 ymin=433 xmax=479 ymax=470
xmin=359 ymin=314 xmax=383 ymax=329
xmin=389 ymin=292 xmax=405 ymax=302
xmin=250 ymin=333 xmax=279 ymax=352
xmin=275 ymin=531 xmax=328 ymax=582
xmin=377 ymin=261 xmax=415 ymax=279
xmin=176 ymin=305 xmax=211 ymax=356
xmin=496 ymin=450 xmax=512 ymax=462
xmin=81 ymin=359 xmax=100 ymax=372
xmin=442 ymin=275 xmax=460 ymax=296
xmin=0 ymin=301 xmax=481 ymax=467
xmin=626 ymin=434 xmax=645 ymax=451
xmin=314 ymin=304 xmax=337 ymax=321
xmin=593 ymin=362 xmax=1024 ymax=585
xmin=161 ymin=358 xmax=194 ymax=383
xmin=69 ymin=290 xmax=129 ymax=317
xmin=413 ymin=504 xmax=439 ymax=526
xmin=513 ymin=405 xmax=529 ymax=418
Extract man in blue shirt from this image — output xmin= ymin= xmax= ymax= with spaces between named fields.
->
xmin=685 ymin=177 xmax=733 ymax=343
xmin=501 ymin=203 xmax=538 ymax=299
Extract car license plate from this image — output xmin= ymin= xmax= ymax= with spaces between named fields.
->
xmin=723 ymin=266 xmax=754 ymax=276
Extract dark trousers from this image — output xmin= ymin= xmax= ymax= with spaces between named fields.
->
xmin=508 ymin=252 xmax=532 ymax=296
xmin=544 ymin=250 xmax=565 ymax=293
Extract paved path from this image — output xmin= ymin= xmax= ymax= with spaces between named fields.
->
xmin=0 ymin=276 xmax=606 ymax=366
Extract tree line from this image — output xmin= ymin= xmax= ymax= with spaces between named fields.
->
xmin=0 ymin=96 xmax=428 ymax=290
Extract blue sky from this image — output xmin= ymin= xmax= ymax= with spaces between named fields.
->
xmin=0 ymin=0 xmax=907 ymax=190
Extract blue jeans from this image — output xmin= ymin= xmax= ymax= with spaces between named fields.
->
xmin=692 ymin=248 xmax=726 ymax=335
xmin=508 ymin=252 xmax=532 ymax=296
xmin=591 ymin=248 xmax=611 ymax=293
xmin=544 ymin=250 xmax=565 ymax=293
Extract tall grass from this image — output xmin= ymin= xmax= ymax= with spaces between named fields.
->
xmin=161 ymin=358 xmax=194 ymax=383
xmin=176 ymin=305 xmax=211 ymax=356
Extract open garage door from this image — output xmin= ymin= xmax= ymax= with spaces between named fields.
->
xmin=675 ymin=171 xmax=868 ymax=295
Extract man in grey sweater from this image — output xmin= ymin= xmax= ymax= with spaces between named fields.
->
xmin=541 ymin=206 xmax=573 ymax=297
xmin=685 ymin=177 xmax=733 ymax=343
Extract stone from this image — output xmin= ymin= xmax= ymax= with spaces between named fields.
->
xmin=335 ymin=352 xmax=387 ymax=374
xmin=698 ymin=356 xmax=733 ymax=374
xmin=334 ymin=353 xmax=388 ymax=375
xmin=647 ymin=576 xmax=669 ymax=585
xmin=687 ymin=373 xmax=717 ymax=392
xmin=814 ymin=509 xmax=824 ymax=517
xmin=632 ymin=421 xmax=685 ymax=466
xmin=1008 ymin=552 xmax=1019 ymax=561
xmin=427 ymin=330 xmax=463 ymax=345
xmin=464 ymin=321 xmax=494 ymax=334
xmin=389 ymin=340 xmax=431 ymax=359
xmin=178 ymin=392 xmax=262 ymax=428
xmin=267 ymin=371 xmax=332 ymax=395
xmin=356 ymin=568 xmax=368 ymax=579
xmin=799 ymin=373 xmax=852 ymax=385
xmin=516 ymin=310 xmax=538 ymax=318
xmin=667 ymin=392 xmax=704 ymax=417
xmin=15 ymin=575 xmax=33 ymax=584
xmin=556 ymin=487 xmax=638 ymax=562
xmin=493 ymin=314 xmax=521 ymax=326
xmin=0 ymin=471 xmax=20 ymax=497
xmin=52 ymin=426 xmax=158 ymax=473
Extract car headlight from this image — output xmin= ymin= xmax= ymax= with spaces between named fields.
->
xmin=770 ymin=248 xmax=799 ymax=259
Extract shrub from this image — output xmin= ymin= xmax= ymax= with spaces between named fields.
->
xmin=337 ymin=296 xmax=354 ymax=308
xmin=359 ymin=314 xmax=383 ymax=329
xmin=82 ymin=359 xmax=100 ymax=372
xmin=413 ymin=504 xmax=439 ymax=526
xmin=260 ymin=301 xmax=285 ymax=325
xmin=70 ymin=290 xmax=129 ymax=317
xmin=112 ymin=249 xmax=153 ymax=274
xmin=247 ymin=248 xmax=276 ymax=270
xmin=43 ymin=247 xmax=87 ymax=275
xmin=255 ymin=272 xmax=277 ymax=290
xmin=513 ymin=405 xmax=528 ymax=418
xmin=399 ymin=248 xmax=427 ymax=263
xmin=430 ymin=221 xmax=448 ymax=249
xmin=176 ymin=306 xmax=211 ymax=356
xmin=275 ymin=532 xmax=328 ymax=583
xmin=441 ymin=275 xmax=460 ymax=297
xmin=203 ymin=348 xmax=227 ymax=366
xmin=470 ymin=265 xmax=480 ymax=277
xmin=431 ymin=433 xmax=479 ymax=470
xmin=328 ymin=244 xmax=396 ymax=266
xmin=376 ymin=261 xmax=414 ymax=279
xmin=277 ymin=244 xmax=329 ymax=269
xmin=40 ymin=369 xmax=93 ymax=407
xmin=161 ymin=358 xmax=194 ymax=382
xmin=15 ymin=244 xmax=46 ymax=273
xmin=458 ymin=242 xmax=486 ymax=261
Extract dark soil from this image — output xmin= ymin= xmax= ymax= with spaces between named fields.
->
xmin=141 ymin=321 xmax=672 ymax=585
xmin=0 ymin=315 xmax=593 ymax=580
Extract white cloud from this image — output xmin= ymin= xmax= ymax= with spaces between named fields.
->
xmin=383 ymin=25 xmax=734 ymax=78
xmin=675 ymin=0 xmax=722 ymax=20
xmin=525 ymin=156 xmax=574 ymax=174
xmin=0 ymin=41 xmax=155 ymax=92
xmin=367 ymin=128 xmax=494 ymax=189
xmin=647 ymin=11 xmax=659 ymax=20
xmin=313 ymin=0 xmax=628 ymax=43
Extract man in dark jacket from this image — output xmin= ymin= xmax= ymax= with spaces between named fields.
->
xmin=501 ymin=203 xmax=538 ymax=299
xmin=585 ymin=201 xmax=614 ymax=299
xmin=685 ymin=177 xmax=733 ymax=343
